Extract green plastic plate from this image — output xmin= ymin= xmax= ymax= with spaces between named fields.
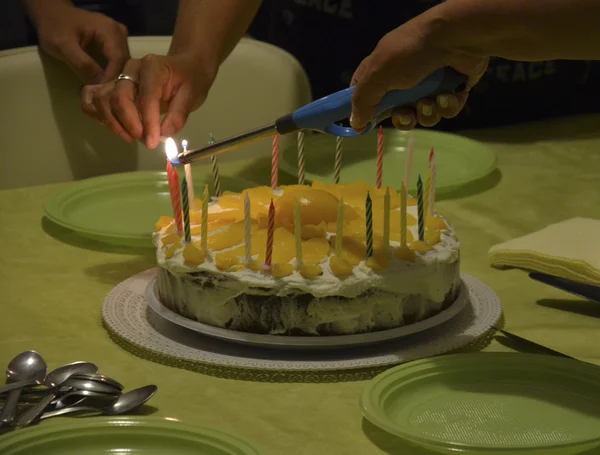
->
xmin=360 ymin=353 xmax=600 ymax=454
xmin=280 ymin=129 xmax=496 ymax=194
xmin=0 ymin=417 xmax=263 ymax=455
xmin=43 ymin=171 xmax=255 ymax=248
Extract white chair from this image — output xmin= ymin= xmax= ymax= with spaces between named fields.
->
xmin=0 ymin=37 xmax=311 ymax=190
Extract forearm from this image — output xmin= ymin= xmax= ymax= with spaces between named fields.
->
xmin=169 ymin=0 xmax=262 ymax=73
xmin=23 ymin=0 xmax=73 ymax=26
xmin=427 ymin=0 xmax=600 ymax=61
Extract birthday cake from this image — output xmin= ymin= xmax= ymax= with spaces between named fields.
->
xmin=153 ymin=181 xmax=461 ymax=336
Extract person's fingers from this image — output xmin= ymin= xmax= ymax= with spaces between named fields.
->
xmin=60 ymin=40 xmax=105 ymax=83
xmin=93 ymin=85 xmax=134 ymax=142
xmin=436 ymin=93 xmax=461 ymax=119
xmin=416 ymin=99 xmax=441 ymax=127
xmin=111 ymin=83 xmax=143 ymax=140
xmin=80 ymin=84 xmax=102 ymax=122
xmin=161 ymin=86 xmax=192 ymax=137
xmin=111 ymin=59 xmax=143 ymax=140
xmin=98 ymin=23 xmax=130 ymax=82
xmin=137 ymin=54 xmax=165 ymax=149
xmin=391 ymin=108 xmax=417 ymax=130
xmin=350 ymin=56 xmax=388 ymax=133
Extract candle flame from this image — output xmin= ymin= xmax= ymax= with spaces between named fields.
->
xmin=164 ymin=137 xmax=179 ymax=163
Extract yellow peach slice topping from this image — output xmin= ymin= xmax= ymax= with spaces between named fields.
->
xmin=271 ymin=263 xmax=294 ymax=278
xmin=329 ymin=256 xmax=353 ymax=277
xmin=275 ymin=188 xmax=339 ymax=226
xmin=183 ymin=243 xmax=205 ymax=266
xmin=410 ymin=240 xmax=434 ymax=254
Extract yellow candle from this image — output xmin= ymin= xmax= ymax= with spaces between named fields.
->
xmin=383 ymin=188 xmax=390 ymax=253
xmin=424 ymin=169 xmax=432 ymax=217
xmin=293 ymin=199 xmax=303 ymax=268
xmin=401 ymin=182 xmax=407 ymax=247
xmin=201 ymin=185 xmax=209 ymax=254
xmin=335 ymin=196 xmax=344 ymax=257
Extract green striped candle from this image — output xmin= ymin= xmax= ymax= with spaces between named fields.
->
xmin=365 ymin=192 xmax=373 ymax=258
xmin=181 ymin=176 xmax=191 ymax=243
xmin=417 ymin=174 xmax=425 ymax=241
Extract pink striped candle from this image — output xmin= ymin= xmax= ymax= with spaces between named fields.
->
xmin=428 ymin=147 xmax=436 ymax=215
xmin=376 ymin=126 xmax=384 ymax=189
xmin=271 ymin=134 xmax=280 ymax=189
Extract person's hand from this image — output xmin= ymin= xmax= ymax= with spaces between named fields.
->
xmin=80 ymin=53 xmax=216 ymax=147
xmin=350 ymin=14 xmax=488 ymax=132
xmin=29 ymin=1 xmax=129 ymax=83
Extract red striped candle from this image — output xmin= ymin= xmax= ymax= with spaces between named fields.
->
xmin=166 ymin=161 xmax=179 ymax=230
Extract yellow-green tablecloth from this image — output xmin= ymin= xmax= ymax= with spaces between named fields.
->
xmin=2 ymin=115 xmax=600 ymax=454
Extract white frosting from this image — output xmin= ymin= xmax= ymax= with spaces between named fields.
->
xmin=155 ymin=201 xmax=460 ymax=303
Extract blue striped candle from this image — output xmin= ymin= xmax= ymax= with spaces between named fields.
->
xmin=365 ymin=192 xmax=373 ymax=258
xmin=417 ymin=174 xmax=425 ymax=241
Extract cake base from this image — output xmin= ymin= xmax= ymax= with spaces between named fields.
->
xmin=156 ymin=263 xmax=461 ymax=336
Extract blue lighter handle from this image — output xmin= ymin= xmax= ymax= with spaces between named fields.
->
xmin=276 ymin=67 xmax=468 ymax=137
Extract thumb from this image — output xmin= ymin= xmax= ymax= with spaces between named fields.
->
xmin=60 ymin=41 xmax=104 ymax=84
xmin=161 ymin=86 xmax=193 ymax=137
xmin=350 ymin=57 xmax=388 ymax=133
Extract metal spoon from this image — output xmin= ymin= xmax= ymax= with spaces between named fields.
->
xmin=52 ymin=389 xmax=120 ymax=411
xmin=16 ymin=362 xmax=98 ymax=427
xmin=0 ymin=351 xmax=47 ymax=426
xmin=40 ymin=385 xmax=157 ymax=420
xmin=0 ymin=379 xmax=40 ymax=396
xmin=68 ymin=373 xmax=123 ymax=391
xmin=60 ymin=378 xmax=122 ymax=395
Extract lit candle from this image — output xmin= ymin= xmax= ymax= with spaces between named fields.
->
xmin=165 ymin=139 xmax=182 ymax=232
xmin=365 ymin=192 xmax=373 ymax=258
xmin=297 ymin=131 xmax=305 ymax=185
xmin=334 ymin=136 xmax=343 ymax=184
xmin=244 ymin=192 xmax=251 ymax=264
xmin=182 ymin=139 xmax=195 ymax=210
xmin=181 ymin=176 xmax=191 ymax=243
xmin=209 ymin=134 xmax=222 ymax=197
xmin=417 ymin=175 xmax=425 ymax=241
xmin=271 ymin=134 xmax=280 ymax=189
xmin=265 ymin=199 xmax=275 ymax=267
xmin=376 ymin=126 xmax=384 ymax=189
xmin=400 ymin=181 xmax=407 ymax=247
xmin=293 ymin=199 xmax=303 ymax=268
xmin=335 ymin=196 xmax=344 ymax=257
xmin=424 ymin=169 xmax=432 ymax=219
xmin=201 ymin=185 xmax=209 ymax=254
xmin=166 ymin=160 xmax=176 ymax=210
xmin=429 ymin=147 xmax=436 ymax=215
xmin=383 ymin=187 xmax=390 ymax=254
xmin=403 ymin=132 xmax=414 ymax=191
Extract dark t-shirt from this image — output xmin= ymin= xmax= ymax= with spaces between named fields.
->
xmin=265 ymin=0 xmax=600 ymax=129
